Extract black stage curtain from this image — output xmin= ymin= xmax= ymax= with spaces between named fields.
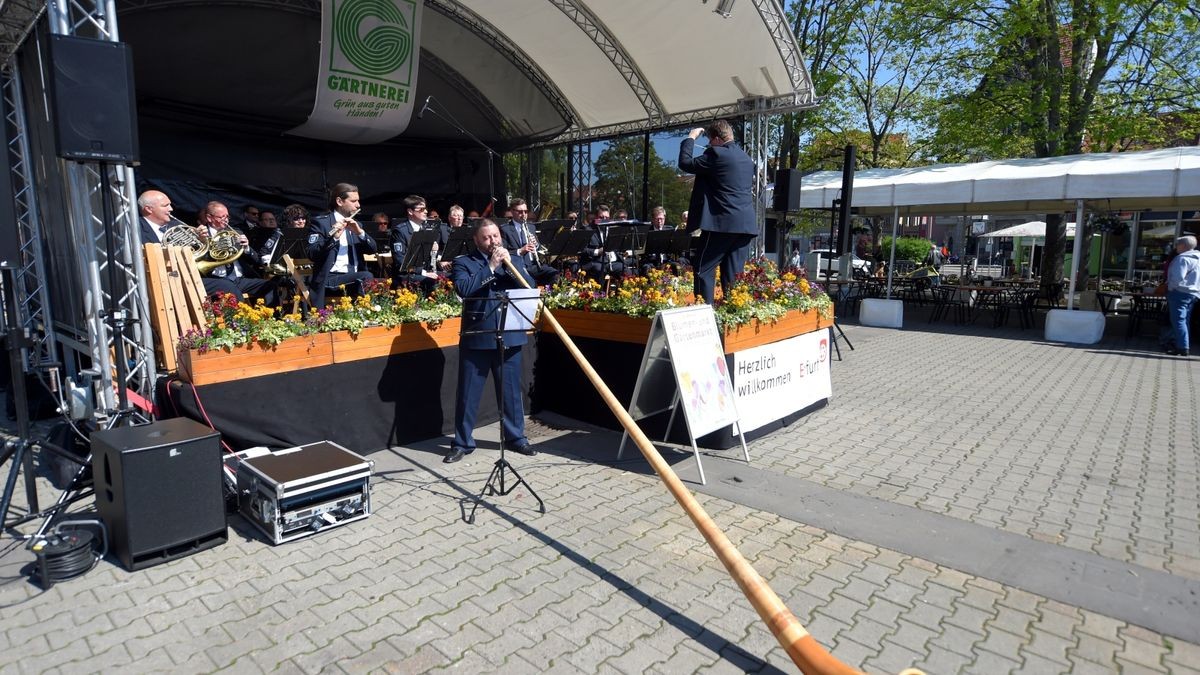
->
xmin=159 ymin=342 xmax=535 ymax=453
xmin=531 ymin=332 xmax=824 ymax=450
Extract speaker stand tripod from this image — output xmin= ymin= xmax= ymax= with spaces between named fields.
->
xmin=464 ymin=294 xmax=545 ymax=524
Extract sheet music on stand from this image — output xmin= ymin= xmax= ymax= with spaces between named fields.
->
xmin=502 ymin=288 xmax=541 ymax=332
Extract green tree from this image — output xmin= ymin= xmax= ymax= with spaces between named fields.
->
xmin=775 ymin=0 xmax=863 ymax=171
xmin=592 ymin=138 xmax=691 ymax=224
xmin=914 ymin=0 xmax=1200 ymax=286
xmin=503 ymin=146 xmax=568 ymax=217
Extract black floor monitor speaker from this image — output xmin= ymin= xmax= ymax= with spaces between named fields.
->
xmin=47 ymin=34 xmax=139 ymax=163
xmin=772 ymin=169 xmax=802 ymax=212
xmin=91 ymin=418 xmax=226 ymax=571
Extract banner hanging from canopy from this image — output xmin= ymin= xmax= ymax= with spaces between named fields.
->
xmin=289 ymin=0 xmax=423 ymax=144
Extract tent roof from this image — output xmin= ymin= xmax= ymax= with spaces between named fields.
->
xmin=6 ymin=0 xmax=814 ymax=149
xmin=977 ymin=221 xmax=1079 ymax=238
xmin=798 ymin=147 xmax=1200 ymax=215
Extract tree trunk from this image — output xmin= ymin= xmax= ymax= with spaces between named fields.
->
xmin=1039 ymin=213 xmax=1067 ymax=289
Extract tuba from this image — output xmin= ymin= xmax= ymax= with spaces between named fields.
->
xmin=160 ymin=216 xmax=244 ymax=275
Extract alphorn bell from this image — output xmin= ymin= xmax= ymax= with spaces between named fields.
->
xmin=501 ymin=259 xmax=915 ymax=674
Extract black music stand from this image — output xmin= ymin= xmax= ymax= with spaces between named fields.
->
xmin=602 ymin=225 xmax=644 ymax=272
xmin=464 ymin=288 xmax=545 ymax=524
xmin=276 ymin=228 xmax=311 ymax=260
xmin=440 ymin=227 xmax=475 ymax=263
xmin=642 ymin=229 xmax=687 ymax=270
xmin=397 ymin=229 xmax=440 ymax=274
xmin=545 ymin=229 xmax=593 ymax=266
xmin=535 ymin=219 xmax=573 ymax=244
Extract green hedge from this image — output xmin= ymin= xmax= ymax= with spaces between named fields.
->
xmin=880 ymin=236 xmax=933 ymax=265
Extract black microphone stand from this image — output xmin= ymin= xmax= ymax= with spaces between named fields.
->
xmin=421 ymin=96 xmax=500 ymax=213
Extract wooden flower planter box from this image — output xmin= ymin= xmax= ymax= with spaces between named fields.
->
xmin=543 ymin=309 xmax=654 ymax=344
xmin=177 ymin=334 xmax=334 ymax=386
xmin=545 ymin=306 xmax=831 ymax=353
xmin=721 ymin=307 xmax=830 ymax=353
xmin=331 ymin=318 xmax=462 ymax=364
xmin=177 ymin=319 xmax=465 ymax=384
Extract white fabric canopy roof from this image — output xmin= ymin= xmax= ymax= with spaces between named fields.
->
xmin=452 ymin=0 xmax=816 ymax=143
xmin=798 ymin=147 xmax=1200 ymax=215
xmin=978 ymin=221 xmax=1078 ymax=238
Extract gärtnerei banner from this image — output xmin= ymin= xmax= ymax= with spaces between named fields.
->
xmin=289 ymin=0 xmax=423 ymax=144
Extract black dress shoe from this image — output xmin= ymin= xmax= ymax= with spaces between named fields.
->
xmin=444 ymin=447 xmax=474 ymax=464
xmin=510 ymin=443 xmax=538 ymax=457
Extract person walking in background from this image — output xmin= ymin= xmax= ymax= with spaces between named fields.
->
xmin=1164 ymin=235 xmax=1200 ymax=357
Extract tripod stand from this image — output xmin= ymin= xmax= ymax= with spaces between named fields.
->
xmin=1 ymin=265 xmax=38 ymax=529
xmin=464 ymin=291 xmax=545 ymax=524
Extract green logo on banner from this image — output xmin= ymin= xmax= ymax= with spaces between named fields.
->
xmin=334 ymin=0 xmax=412 ymax=78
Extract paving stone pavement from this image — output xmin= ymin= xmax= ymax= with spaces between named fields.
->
xmin=759 ymin=310 xmax=1200 ymax=581
xmin=1 ymin=312 xmax=1198 ymax=674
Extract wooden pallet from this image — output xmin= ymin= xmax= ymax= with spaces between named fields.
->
xmin=143 ymin=244 xmax=209 ymax=373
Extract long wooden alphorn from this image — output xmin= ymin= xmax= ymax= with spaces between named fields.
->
xmin=502 ymin=260 xmax=862 ymax=675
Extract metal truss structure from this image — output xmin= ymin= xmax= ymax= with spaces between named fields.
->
xmin=1 ymin=64 xmax=57 ymax=373
xmin=567 ymin=143 xmax=592 ymax=218
xmin=548 ymin=0 xmax=664 ymax=124
xmin=39 ymin=0 xmax=156 ymax=421
xmin=426 ymin=0 xmax=580 ymax=134
xmin=0 ymin=0 xmax=44 ymax=63
xmin=535 ymin=93 xmax=817 ymax=148
xmin=745 ymin=98 xmax=772 ymax=258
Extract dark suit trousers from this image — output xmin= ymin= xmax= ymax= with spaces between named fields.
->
xmin=312 ymin=270 xmax=373 ymax=309
xmin=693 ymin=231 xmax=755 ymax=304
xmin=453 ymin=345 xmax=526 ymax=451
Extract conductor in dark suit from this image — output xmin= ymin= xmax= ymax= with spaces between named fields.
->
xmin=305 ymin=183 xmax=376 ymax=309
xmin=678 ymin=119 xmax=756 ymax=304
xmin=445 ymin=219 xmax=538 ymax=464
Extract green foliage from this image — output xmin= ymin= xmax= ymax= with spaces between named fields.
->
xmin=592 ymin=137 xmax=691 ymax=222
xmin=178 ymin=280 xmax=461 ymax=353
xmin=544 ymin=259 xmax=832 ymax=328
xmin=880 ymin=236 xmax=932 ymax=264
xmin=503 ymin=147 xmax=569 ymax=215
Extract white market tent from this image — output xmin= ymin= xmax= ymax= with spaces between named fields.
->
xmin=977 ymin=221 xmax=1078 ymax=238
xmin=798 ymin=146 xmax=1200 ymax=215
xmin=797 ymin=146 xmax=1200 ymax=312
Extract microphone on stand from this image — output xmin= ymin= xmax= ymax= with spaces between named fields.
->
xmin=417 ymin=96 xmax=432 ymax=120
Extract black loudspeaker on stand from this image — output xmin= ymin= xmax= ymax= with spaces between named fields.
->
xmin=91 ymin=418 xmax=227 ymax=570
xmin=47 ymin=34 xmax=140 ymax=163
xmin=772 ymin=169 xmax=802 ymax=212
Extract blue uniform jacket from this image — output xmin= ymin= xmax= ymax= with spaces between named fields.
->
xmin=306 ymin=212 xmax=378 ymax=289
xmin=451 ymin=248 xmax=535 ymax=350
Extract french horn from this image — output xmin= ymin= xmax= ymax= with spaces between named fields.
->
xmin=160 ymin=215 xmax=245 ymax=275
